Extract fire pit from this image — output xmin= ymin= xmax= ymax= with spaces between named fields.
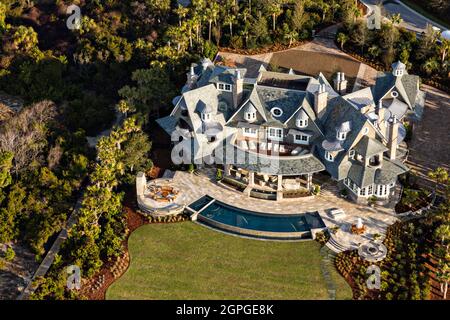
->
xmin=147 ymin=185 xmax=179 ymax=203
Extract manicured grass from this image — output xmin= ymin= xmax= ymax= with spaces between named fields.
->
xmin=106 ymin=222 xmax=352 ymax=300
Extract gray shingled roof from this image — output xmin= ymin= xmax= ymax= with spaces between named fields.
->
xmin=156 ymin=115 xmax=177 ymax=136
xmin=215 ymin=144 xmax=325 ymax=175
xmin=256 ymin=86 xmax=306 ymax=124
xmin=353 ymin=136 xmax=388 ymax=158
xmin=347 ymin=157 xmax=408 ymax=188
xmin=372 ymin=72 xmax=420 ymax=109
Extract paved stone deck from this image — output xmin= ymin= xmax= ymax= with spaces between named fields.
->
xmin=168 ymin=169 xmax=397 ymax=249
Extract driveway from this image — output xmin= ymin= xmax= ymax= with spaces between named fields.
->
xmin=406 ymin=85 xmax=450 ymax=189
xmin=361 ymin=0 xmax=447 ymax=33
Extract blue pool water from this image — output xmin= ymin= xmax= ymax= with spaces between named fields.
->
xmin=188 ymin=196 xmax=325 ymax=234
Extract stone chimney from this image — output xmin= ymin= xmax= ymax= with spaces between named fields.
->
xmin=136 ymin=172 xmax=147 ymax=196
xmin=388 ymin=116 xmax=399 ymax=160
xmin=314 ymin=84 xmax=328 ymax=117
xmin=376 ymin=100 xmax=386 ymax=135
xmin=333 ymin=72 xmax=348 ymax=95
xmin=233 ymin=69 xmax=244 ymax=109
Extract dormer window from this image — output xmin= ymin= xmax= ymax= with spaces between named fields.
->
xmin=244 ymin=104 xmax=257 ymax=123
xmin=337 ymin=131 xmax=347 ymax=141
xmin=336 ymin=121 xmax=351 ymax=141
xmin=217 ymin=83 xmax=232 ymax=92
xmin=201 ymin=112 xmax=211 ymax=121
xmin=325 ymin=151 xmax=334 ymax=162
xmin=296 ymin=119 xmax=308 ymax=128
xmin=349 ymin=149 xmax=355 ymax=159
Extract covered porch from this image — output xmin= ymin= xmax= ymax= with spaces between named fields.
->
xmin=223 ymin=165 xmax=314 ymax=200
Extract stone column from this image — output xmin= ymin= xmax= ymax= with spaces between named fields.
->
xmin=277 ymin=174 xmax=283 ymax=201
xmin=307 ymin=173 xmax=312 ymax=190
xmin=277 ymin=175 xmax=283 ymax=191
xmin=136 ymin=172 xmax=147 ymax=196
xmin=249 ymin=171 xmax=255 ymax=187
xmin=224 ymin=164 xmax=232 ymax=176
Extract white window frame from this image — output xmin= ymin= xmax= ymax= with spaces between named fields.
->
xmin=217 ymin=82 xmax=232 ymax=92
xmin=325 ymin=151 xmax=334 ymax=162
xmin=294 ymin=134 xmax=309 ymax=145
xmin=337 ymin=131 xmax=347 ymax=141
xmin=268 ymin=127 xmax=283 ymax=141
xmin=245 ymin=112 xmax=256 ymax=121
xmin=367 ymin=184 xmax=373 ymax=196
xmin=296 ymin=118 xmax=308 ymax=128
xmin=376 ymin=184 xmax=388 ymax=197
xmin=270 ymin=107 xmax=283 ymax=118
xmin=243 ymin=127 xmax=257 ymax=137
xmin=349 ymin=149 xmax=355 ymax=159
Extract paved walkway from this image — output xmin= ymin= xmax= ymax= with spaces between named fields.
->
xmin=168 ymin=170 xmax=397 ymax=250
xmin=18 ymin=198 xmax=82 ymax=300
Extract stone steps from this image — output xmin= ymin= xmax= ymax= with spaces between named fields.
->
xmin=326 ymin=236 xmax=350 ymax=254
xmin=319 ymin=246 xmax=338 ymax=300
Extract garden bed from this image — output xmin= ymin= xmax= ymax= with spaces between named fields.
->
xmin=395 ymin=188 xmax=433 ymax=213
xmin=335 ymin=221 xmax=433 ymax=300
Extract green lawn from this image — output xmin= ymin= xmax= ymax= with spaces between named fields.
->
xmin=106 ymin=222 xmax=352 ymax=300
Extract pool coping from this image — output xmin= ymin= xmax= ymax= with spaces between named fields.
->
xmin=189 ymin=194 xmax=328 ymax=241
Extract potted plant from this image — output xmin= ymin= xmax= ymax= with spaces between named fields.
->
xmin=187 ymin=163 xmax=195 ymax=174
xmin=216 ymin=168 xmax=223 ymax=181
xmin=368 ymin=195 xmax=377 ymax=207
xmin=313 ymin=184 xmax=321 ymax=195
xmin=340 ymin=189 xmax=348 ymax=199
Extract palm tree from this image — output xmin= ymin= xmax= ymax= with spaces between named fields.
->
xmin=268 ymin=1 xmax=282 ymax=32
xmin=206 ymin=3 xmax=219 ymax=42
xmin=428 ymin=167 xmax=448 ymax=192
xmin=240 ymin=7 xmax=251 ymax=23
xmin=174 ymin=4 xmax=189 ymax=27
xmin=368 ymin=44 xmax=381 ymax=58
xmin=284 ymin=30 xmax=298 ymax=47
xmin=390 ymin=13 xmax=403 ymax=26
xmin=240 ymin=27 xmax=249 ymax=48
xmin=439 ymin=38 xmax=450 ymax=63
xmin=224 ymin=13 xmax=236 ymax=37
xmin=337 ymin=32 xmax=349 ymax=51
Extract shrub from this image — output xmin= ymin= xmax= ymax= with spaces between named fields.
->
xmin=203 ymin=41 xmax=218 ymax=60
xmin=187 ymin=164 xmax=195 ymax=173
xmin=230 ymin=36 xmax=243 ymax=49
xmin=313 ymin=184 xmax=320 ymax=195
xmin=216 ymin=168 xmax=223 ymax=181
xmin=4 ymin=247 xmax=15 ymax=262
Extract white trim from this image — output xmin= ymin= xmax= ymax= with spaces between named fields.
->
xmin=242 ymin=127 xmax=257 ymax=137
xmin=325 ymin=151 xmax=334 ymax=162
xmin=293 ymin=133 xmax=310 ymax=145
xmin=270 ymin=107 xmax=283 ymax=118
xmin=267 ymin=127 xmax=283 ymax=141
xmin=296 ymin=118 xmax=308 ymax=128
xmin=217 ymin=82 xmax=232 ymax=92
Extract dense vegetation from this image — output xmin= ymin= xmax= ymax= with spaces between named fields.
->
xmin=337 ymin=13 xmax=450 ymax=91
xmin=336 ymin=168 xmax=450 ymax=300
xmin=0 ymin=0 xmax=448 ymax=300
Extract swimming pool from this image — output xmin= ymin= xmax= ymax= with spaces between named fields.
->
xmin=187 ymin=196 xmax=326 ymax=240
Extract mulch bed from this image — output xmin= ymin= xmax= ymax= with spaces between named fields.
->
xmin=80 ymin=192 xmax=147 ymax=300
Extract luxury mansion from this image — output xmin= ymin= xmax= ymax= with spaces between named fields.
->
xmin=156 ymin=58 xmax=425 ymax=203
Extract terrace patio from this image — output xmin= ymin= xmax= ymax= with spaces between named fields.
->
xmin=149 ymin=169 xmax=398 ymax=250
